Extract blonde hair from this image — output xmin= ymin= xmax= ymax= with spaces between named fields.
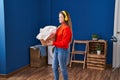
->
xmin=60 ymin=10 xmax=73 ymax=43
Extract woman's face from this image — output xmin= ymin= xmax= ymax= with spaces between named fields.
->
xmin=59 ymin=13 xmax=64 ymax=23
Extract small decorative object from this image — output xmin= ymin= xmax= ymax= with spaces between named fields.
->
xmin=96 ymin=44 xmax=102 ymax=55
xmin=91 ymin=34 xmax=99 ymax=40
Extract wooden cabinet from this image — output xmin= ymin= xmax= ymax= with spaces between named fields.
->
xmin=87 ymin=40 xmax=107 ymax=70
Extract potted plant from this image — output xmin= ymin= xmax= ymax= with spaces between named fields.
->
xmin=91 ymin=34 xmax=99 ymax=40
xmin=96 ymin=44 xmax=102 ymax=55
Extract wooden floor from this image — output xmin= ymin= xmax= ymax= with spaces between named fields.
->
xmin=0 ymin=64 xmax=120 ymax=80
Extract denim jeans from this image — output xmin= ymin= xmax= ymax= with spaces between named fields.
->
xmin=52 ymin=47 xmax=69 ymax=80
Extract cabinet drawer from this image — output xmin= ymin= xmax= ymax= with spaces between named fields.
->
xmin=87 ymin=57 xmax=106 ymax=63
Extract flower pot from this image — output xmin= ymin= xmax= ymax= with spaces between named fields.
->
xmin=92 ymin=38 xmax=98 ymax=40
xmin=97 ymin=50 xmax=101 ymax=55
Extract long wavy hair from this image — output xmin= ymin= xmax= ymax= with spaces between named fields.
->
xmin=60 ymin=10 xmax=73 ymax=43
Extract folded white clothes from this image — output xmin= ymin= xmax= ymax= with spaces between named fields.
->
xmin=36 ymin=25 xmax=57 ymax=40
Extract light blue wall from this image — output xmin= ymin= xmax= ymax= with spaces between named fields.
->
xmin=51 ymin=0 xmax=115 ymax=64
xmin=0 ymin=0 xmax=7 ymax=74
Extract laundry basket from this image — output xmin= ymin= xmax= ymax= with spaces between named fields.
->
xmin=30 ymin=45 xmax=47 ymax=67
xmin=40 ymin=36 xmax=55 ymax=46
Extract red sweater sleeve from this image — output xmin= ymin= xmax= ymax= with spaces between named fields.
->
xmin=53 ymin=26 xmax=72 ymax=49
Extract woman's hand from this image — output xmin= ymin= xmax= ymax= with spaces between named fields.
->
xmin=49 ymin=33 xmax=56 ymax=39
xmin=46 ymin=40 xmax=53 ymax=46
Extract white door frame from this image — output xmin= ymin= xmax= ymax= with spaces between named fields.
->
xmin=113 ymin=0 xmax=120 ymax=68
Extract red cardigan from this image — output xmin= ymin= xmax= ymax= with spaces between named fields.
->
xmin=53 ymin=23 xmax=72 ymax=49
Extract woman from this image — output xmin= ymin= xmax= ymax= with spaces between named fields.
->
xmin=47 ymin=10 xmax=72 ymax=80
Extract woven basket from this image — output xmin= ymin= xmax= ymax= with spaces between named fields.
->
xmin=40 ymin=35 xmax=55 ymax=46
xmin=40 ymin=39 xmax=47 ymax=46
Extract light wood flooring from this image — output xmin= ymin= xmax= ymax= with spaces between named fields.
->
xmin=0 ymin=64 xmax=120 ymax=80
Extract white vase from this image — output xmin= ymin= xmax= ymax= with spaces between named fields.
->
xmin=97 ymin=50 xmax=101 ymax=55
xmin=92 ymin=38 xmax=98 ymax=40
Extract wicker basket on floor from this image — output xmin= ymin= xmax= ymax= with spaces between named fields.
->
xmin=30 ymin=46 xmax=47 ymax=67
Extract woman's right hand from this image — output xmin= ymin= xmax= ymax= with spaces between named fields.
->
xmin=46 ymin=40 xmax=53 ymax=46
xmin=49 ymin=33 xmax=56 ymax=38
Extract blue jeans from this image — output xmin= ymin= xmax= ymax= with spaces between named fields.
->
xmin=52 ymin=47 xmax=69 ymax=80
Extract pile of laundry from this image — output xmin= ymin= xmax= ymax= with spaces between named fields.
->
xmin=36 ymin=25 xmax=57 ymax=46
